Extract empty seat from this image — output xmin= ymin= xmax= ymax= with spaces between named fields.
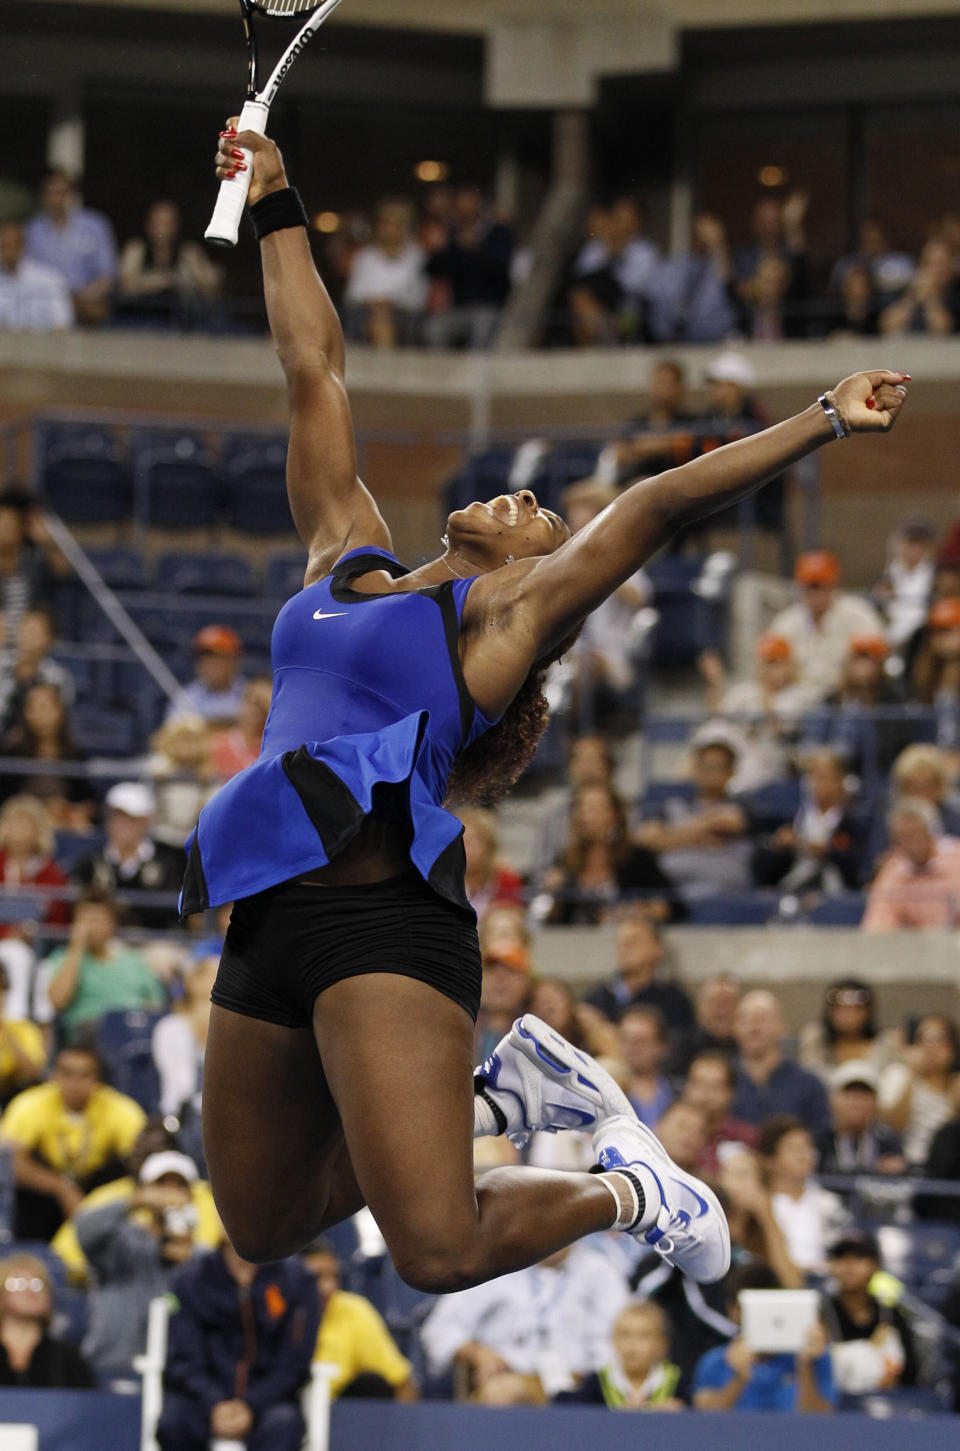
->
xmin=72 ymin=704 xmax=139 ymax=757
xmin=97 ymin=1009 xmax=165 ymax=1115
xmin=154 ymin=552 xmax=254 ymax=597
xmin=806 ymin=895 xmax=866 ymax=927
xmin=636 ymin=780 xmax=697 ymax=819
xmin=747 ymin=779 xmax=803 ymax=832
xmin=84 ymin=548 xmax=147 ymax=592
xmin=223 ymin=474 xmax=292 ymax=534
xmin=264 ymin=552 xmax=307 ymax=602
xmin=687 ymin=893 xmax=778 ymax=926
xmin=131 ymin=431 xmax=219 ymax=529
xmin=38 ymin=425 xmax=133 ymax=525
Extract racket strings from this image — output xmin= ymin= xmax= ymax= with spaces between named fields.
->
xmin=253 ymin=0 xmax=319 ymax=16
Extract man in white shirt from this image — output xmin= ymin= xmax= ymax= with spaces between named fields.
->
xmin=0 ymin=221 xmax=73 ymax=332
xmin=420 ymin=1238 xmax=630 ymax=1399
xmin=767 ymin=551 xmax=884 ymax=700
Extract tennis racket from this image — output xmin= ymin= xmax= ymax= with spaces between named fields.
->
xmin=205 ymin=0 xmax=347 ymax=248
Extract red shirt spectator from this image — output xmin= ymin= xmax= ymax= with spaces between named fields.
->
xmin=0 ymin=794 xmax=69 ymax=935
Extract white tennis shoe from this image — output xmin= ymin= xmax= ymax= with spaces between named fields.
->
xmin=475 ymin=1013 xmax=633 ymax=1147
xmin=594 ymin=1113 xmax=731 ymax=1284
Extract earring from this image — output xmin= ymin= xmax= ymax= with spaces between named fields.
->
xmin=505 ymin=553 xmax=516 ymax=565
xmin=441 ymin=534 xmax=450 ymax=548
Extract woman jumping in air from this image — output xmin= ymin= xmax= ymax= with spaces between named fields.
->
xmin=187 ymin=121 xmax=908 ymax=1295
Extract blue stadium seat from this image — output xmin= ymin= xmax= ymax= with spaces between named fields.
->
xmin=97 ymin=1009 xmax=165 ymax=1115
xmin=806 ymin=895 xmax=866 ymax=927
xmin=38 ymin=425 xmax=133 ymax=525
xmin=154 ymin=552 xmax=255 ymax=597
xmin=220 ymin=433 xmax=287 ymax=472
xmin=54 ymin=829 xmax=103 ymax=874
xmin=84 ymin=548 xmax=147 ymax=591
xmin=131 ymin=431 xmax=219 ymax=529
xmin=687 ymin=893 xmax=778 ymax=926
xmin=530 ymin=440 xmax=604 ymax=508
xmin=747 ymin=780 xmax=803 ymax=831
xmin=878 ymin=1222 xmax=960 ymax=1289
xmin=71 ymin=704 xmax=139 ymax=757
xmin=646 ymin=556 xmax=720 ymax=664
xmin=264 ymin=552 xmax=307 ymax=602
xmin=443 ymin=448 xmax=517 ymax=512
xmin=636 ymin=780 xmax=697 ymax=818
xmin=221 ymin=436 xmax=291 ymax=534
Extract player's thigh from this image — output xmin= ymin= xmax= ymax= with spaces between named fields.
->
xmin=311 ymin=972 xmax=480 ymax=1287
xmin=202 ymin=1004 xmax=346 ymax=1257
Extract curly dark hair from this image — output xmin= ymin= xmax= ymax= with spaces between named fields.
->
xmin=445 ymin=631 xmax=579 ymax=808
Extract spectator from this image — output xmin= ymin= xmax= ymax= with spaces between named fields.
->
xmin=681 ymin=1050 xmax=757 ymax=1174
xmin=477 ymin=899 xmax=530 ymax=961
xmin=0 ymin=606 xmax=76 ymax=734
xmin=23 ymin=169 xmax=117 ymax=326
xmin=117 ymin=199 xmax=221 ymax=329
xmin=873 ymin=518 xmax=936 ymax=649
xmin=147 ymin=718 xmax=216 ymax=852
xmin=739 ymin=254 xmax=805 ymax=341
xmin=209 ymin=678 xmax=272 ymax=782
xmin=152 ymin=951 xmax=217 ymax=1147
xmin=44 ymin=888 xmax=166 ymax=1041
xmin=691 ymin=1262 xmax=835 ymax=1411
xmin=798 ymin=979 xmax=898 ymax=1084
xmin=824 ymin=1230 xmax=917 ymax=1397
xmin=424 ymin=186 xmax=515 ymax=350
xmin=302 ymin=1238 xmax=416 ymax=1400
xmin=420 ymin=1238 xmax=630 ymax=1401
xmin=583 ymin=910 xmax=693 ymax=1029
xmin=668 ymin=974 xmax=741 ymax=1077
xmin=730 ymin=989 xmax=831 ymax=1133
xmin=474 ymin=942 xmax=531 ymax=1065
xmin=878 ymin=1011 xmax=960 ymax=1165
xmin=732 ymin=192 xmax=809 ymax=307
xmin=0 ymin=959 xmax=45 ymax=1107
xmin=526 ymin=976 xmax=618 ymax=1062
xmin=715 ymin=1146 xmax=804 ymax=1289
xmin=700 ymin=634 xmax=815 ymax=790
xmin=880 ymin=237 xmax=960 ymax=336
xmin=917 ymin=1107 xmax=960 ymax=1222
xmin=0 ymin=934 xmax=49 ymax=1027
xmin=758 ymin=1115 xmax=850 ymax=1275
xmin=819 ymin=260 xmax=879 ymax=339
xmin=890 ymin=744 xmax=960 ymax=836
xmin=566 ymin=197 xmax=658 ymax=347
xmin=461 ymin=806 xmax=524 ymax=921
xmin=555 ymin=1301 xmax=684 ymax=1408
xmin=656 ymin=1101 xmax=709 ymax=1174
xmin=73 ymin=782 xmax=184 ymax=929
xmin=0 ymin=1039 xmax=145 ymax=1240
xmin=0 ymin=794 xmax=70 ymax=936
xmin=831 ymin=217 xmax=915 ymax=306
xmin=165 ymin=625 xmax=247 ymax=726
xmin=801 ymin=635 xmax=910 ymax=780
xmin=0 ymin=1250 xmax=93 ymax=1388
xmin=0 ymin=220 xmax=73 ymax=331
xmin=619 ymin=1006 xmax=675 ymax=1129
xmin=50 ymin=1118 xmax=221 ymax=1286
xmin=76 ymin=1149 xmax=200 ymax=1380
xmin=645 ymin=213 xmax=738 ymax=345
xmin=767 ymin=551 xmax=885 ymax=702
xmin=541 ymin=783 xmax=678 ymax=925
xmin=529 ymin=733 xmax=617 ymax=879
xmin=752 ymin=747 xmax=866 ymax=898
xmin=635 ymin=733 xmax=754 ymax=902
xmin=600 ymin=359 xmax=698 ymax=483
xmin=343 ymin=199 xmax=427 ymax=347
xmin=158 ymin=1241 xmax=320 ymax=1451
xmin=557 ymin=479 xmax=653 ymax=728
xmin=862 ymin=797 xmax=960 ymax=931
xmin=910 ymin=596 xmax=960 ymax=754
xmin=0 ymin=681 xmax=90 ymax=826
xmin=0 ymin=490 xmax=71 ymax=651
xmin=816 ymin=1061 xmax=906 ymax=1176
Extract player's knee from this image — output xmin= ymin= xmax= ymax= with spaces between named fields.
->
xmin=389 ymin=1228 xmax=482 ymax=1295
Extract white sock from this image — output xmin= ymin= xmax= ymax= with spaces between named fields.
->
xmin=598 ymin=1165 xmax=662 ymax=1232
xmin=473 ymin=1094 xmax=501 ymax=1138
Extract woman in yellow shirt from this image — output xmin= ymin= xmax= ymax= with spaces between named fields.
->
xmin=302 ymin=1240 xmax=416 ymax=1400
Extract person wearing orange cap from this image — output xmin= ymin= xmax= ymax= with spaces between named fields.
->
xmin=801 ymin=633 xmax=911 ymax=779
xmin=767 ymin=551 xmax=884 ymax=701
xmin=699 ymin=633 xmax=818 ymax=790
xmin=165 ymin=624 xmax=247 ymax=727
xmin=474 ymin=943 xmax=532 ymax=1065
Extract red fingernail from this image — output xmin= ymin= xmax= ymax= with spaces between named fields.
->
xmin=866 ymin=397 xmax=876 ymax=409
xmin=903 ymin=374 xmax=912 ymax=380
xmin=220 ymin=128 xmax=237 ymax=137
xmin=231 ymin=148 xmax=245 ymax=160
xmin=235 ymin=163 xmax=247 ymax=172
xmin=225 ymin=170 xmax=236 ymax=179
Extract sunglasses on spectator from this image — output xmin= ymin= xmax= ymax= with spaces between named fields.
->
xmin=4 ymin=1277 xmax=46 ymax=1292
xmin=826 ymin=989 xmax=871 ymax=1007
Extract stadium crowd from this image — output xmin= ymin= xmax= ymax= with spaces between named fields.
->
xmin=3 ymin=170 xmax=960 ymax=349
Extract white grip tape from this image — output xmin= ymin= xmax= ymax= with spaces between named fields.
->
xmin=204 ymin=100 xmax=270 ymax=248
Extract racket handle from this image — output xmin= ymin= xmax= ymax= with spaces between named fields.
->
xmin=204 ymin=99 xmax=270 ymax=248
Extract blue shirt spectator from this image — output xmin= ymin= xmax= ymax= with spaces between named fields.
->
xmin=692 ymin=1343 xmax=835 ymax=1410
xmin=646 ymin=213 xmax=738 ymax=343
xmin=731 ymin=990 xmax=831 ymax=1133
xmin=24 ymin=170 xmax=117 ymax=325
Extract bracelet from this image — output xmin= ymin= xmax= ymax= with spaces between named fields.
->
xmin=249 ymin=187 xmax=309 ymax=242
xmin=818 ymin=390 xmax=851 ymax=440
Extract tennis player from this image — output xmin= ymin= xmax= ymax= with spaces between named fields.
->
xmin=186 ymin=122 xmax=908 ymax=1294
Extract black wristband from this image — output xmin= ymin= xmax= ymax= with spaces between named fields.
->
xmin=249 ymin=187 xmax=309 ymax=242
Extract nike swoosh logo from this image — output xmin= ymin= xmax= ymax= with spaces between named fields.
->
xmin=313 ymin=611 xmax=347 ymax=620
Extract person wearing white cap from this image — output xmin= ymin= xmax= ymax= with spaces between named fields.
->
xmin=72 ymin=781 xmax=184 ymax=927
xmin=816 ymin=1061 xmax=906 ymax=1175
xmin=75 ymin=1149 xmax=200 ymax=1379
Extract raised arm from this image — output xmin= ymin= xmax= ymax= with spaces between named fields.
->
xmin=518 ymin=370 xmax=909 ymax=651
xmin=216 ymin=124 xmax=390 ymax=577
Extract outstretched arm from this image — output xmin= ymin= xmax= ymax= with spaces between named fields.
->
xmin=216 ymin=124 xmax=390 ymax=577
xmin=520 ymin=370 xmax=909 ymax=651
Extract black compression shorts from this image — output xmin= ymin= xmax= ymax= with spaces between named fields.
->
xmin=212 ymin=870 xmax=482 ymax=1029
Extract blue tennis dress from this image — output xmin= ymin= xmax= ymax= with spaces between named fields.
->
xmin=179 ymin=548 xmax=497 ymax=919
